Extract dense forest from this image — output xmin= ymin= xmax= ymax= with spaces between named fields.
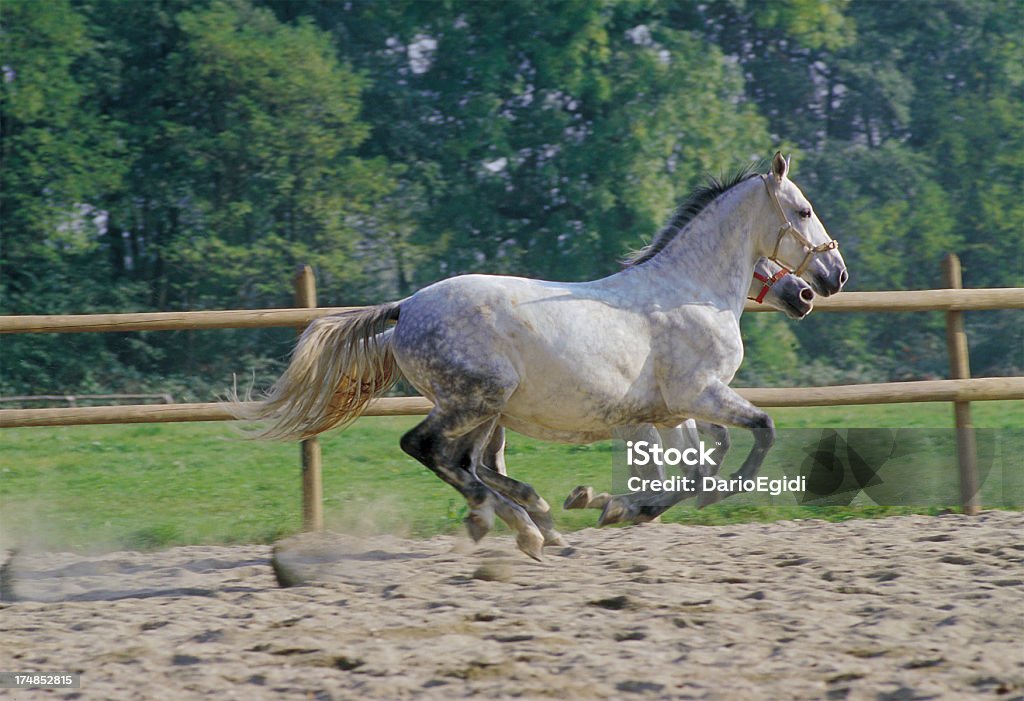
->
xmin=2 ymin=0 xmax=1021 ymax=400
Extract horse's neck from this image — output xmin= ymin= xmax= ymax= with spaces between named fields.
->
xmin=632 ymin=181 xmax=761 ymax=315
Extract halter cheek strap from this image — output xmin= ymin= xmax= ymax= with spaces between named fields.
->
xmin=749 ymin=268 xmax=789 ymax=304
xmin=760 ymin=175 xmax=839 ymax=277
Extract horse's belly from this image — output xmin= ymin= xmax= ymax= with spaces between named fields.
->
xmin=498 ymin=415 xmax=613 ymax=444
xmin=500 ymin=369 xmax=669 ymax=436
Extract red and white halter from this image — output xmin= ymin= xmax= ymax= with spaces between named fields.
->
xmin=748 ymin=267 xmax=790 ymax=304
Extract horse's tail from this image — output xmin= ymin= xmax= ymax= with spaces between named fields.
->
xmin=230 ymin=302 xmax=402 ymax=440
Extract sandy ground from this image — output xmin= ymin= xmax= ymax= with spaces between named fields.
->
xmin=1 ymin=511 xmax=1022 ymax=701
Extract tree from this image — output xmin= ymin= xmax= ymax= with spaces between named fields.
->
xmin=89 ymin=0 xmax=393 ymax=311
xmin=4 ymin=0 xmax=1020 ymax=395
xmin=267 ymin=0 xmax=771 ymax=285
xmin=0 ymin=0 xmax=128 ymax=392
xmin=689 ymin=0 xmax=1022 ymax=377
xmin=3 ymin=0 xmax=398 ymax=395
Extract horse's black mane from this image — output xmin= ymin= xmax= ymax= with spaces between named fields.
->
xmin=624 ymin=161 xmax=763 ymax=266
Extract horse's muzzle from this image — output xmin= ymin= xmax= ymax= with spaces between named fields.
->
xmin=820 ymin=267 xmax=848 ymax=297
xmin=784 ymin=287 xmax=815 ymax=319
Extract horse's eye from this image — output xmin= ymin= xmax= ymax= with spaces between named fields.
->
xmin=798 ymin=208 xmax=812 ymax=219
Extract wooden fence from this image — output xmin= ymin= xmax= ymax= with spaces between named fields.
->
xmin=0 ymin=393 xmax=174 ymax=408
xmin=2 ymin=256 xmax=1022 ymax=526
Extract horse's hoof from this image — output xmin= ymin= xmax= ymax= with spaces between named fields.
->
xmin=516 ymin=528 xmax=545 ymax=561
xmin=464 ymin=513 xmax=491 ymax=543
xmin=542 ymin=530 xmax=567 ymax=547
xmin=563 ymin=485 xmax=593 ymax=510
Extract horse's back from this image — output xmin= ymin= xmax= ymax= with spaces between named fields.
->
xmin=394 ymin=273 xmax=651 ymax=365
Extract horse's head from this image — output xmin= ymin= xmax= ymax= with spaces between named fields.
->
xmin=749 ymin=257 xmax=814 ymax=319
xmin=759 ymin=153 xmax=847 ymax=297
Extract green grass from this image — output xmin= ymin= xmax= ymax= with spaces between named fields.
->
xmin=1 ymin=402 xmax=1021 ymax=551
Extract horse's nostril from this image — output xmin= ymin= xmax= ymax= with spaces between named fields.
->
xmin=800 ymin=288 xmax=814 ymax=302
xmin=838 ymin=269 xmax=849 ymax=287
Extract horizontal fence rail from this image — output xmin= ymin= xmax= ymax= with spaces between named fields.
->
xmin=0 ymin=393 xmax=174 ymax=407
xmin=2 ymin=261 xmax=1020 ymax=522
xmin=1 ymin=288 xmax=1022 ymax=334
xmin=0 ymin=307 xmax=355 ymax=334
xmin=1 ymin=378 xmax=1021 ymax=429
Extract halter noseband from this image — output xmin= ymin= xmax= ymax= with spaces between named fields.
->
xmin=760 ymin=174 xmax=839 ymax=277
xmin=748 ymin=268 xmax=789 ymax=304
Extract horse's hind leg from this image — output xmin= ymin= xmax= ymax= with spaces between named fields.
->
xmin=474 ymin=428 xmax=566 ymax=547
xmin=487 ymin=426 xmax=508 ymax=476
xmin=400 ymin=414 xmax=491 ymax=533
xmin=401 ymin=412 xmax=544 ymax=560
xmin=466 ymin=420 xmax=551 ymax=554
xmin=477 ymin=467 xmax=566 ymax=546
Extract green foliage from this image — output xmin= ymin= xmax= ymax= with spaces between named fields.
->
xmin=295 ymin=0 xmax=770 ymax=282
xmin=1 ymin=0 xmax=1021 ymax=395
xmin=735 ymin=313 xmax=801 ymax=386
xmin=752 ymin=0 xmax=856 ymax=50
xmin=166 ymin=1 xmax=383 ymax=302
xmin=688 ymin=0 xmax=1022 ymax=378
xmin=2 ymin=0 xmax=395 ymax=394
xmin=0 ymin=0 xmax=125 ymax=293
xmin=0 ymin=0 xmax=132 ymax=393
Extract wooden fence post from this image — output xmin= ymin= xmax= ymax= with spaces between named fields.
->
xmin=942 ymin=253 xmax=981 ymax=515
xmin=294 ymin=265 xmax=324 ymax=531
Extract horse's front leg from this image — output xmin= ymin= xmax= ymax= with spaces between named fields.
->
xmin=599 ymin=381 xmax=774 ymax=524
xmin=687 ymin=382 xmax=774 ymax=508
xmin=598 ymin=424 xmax=703 ymax=525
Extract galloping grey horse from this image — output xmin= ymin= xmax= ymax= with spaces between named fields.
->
xmin=232 ymin=154 xmax=846 ymax=559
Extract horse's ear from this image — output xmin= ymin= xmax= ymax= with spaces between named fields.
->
xmin=771 ymin=151 xmax=789 ymax=181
